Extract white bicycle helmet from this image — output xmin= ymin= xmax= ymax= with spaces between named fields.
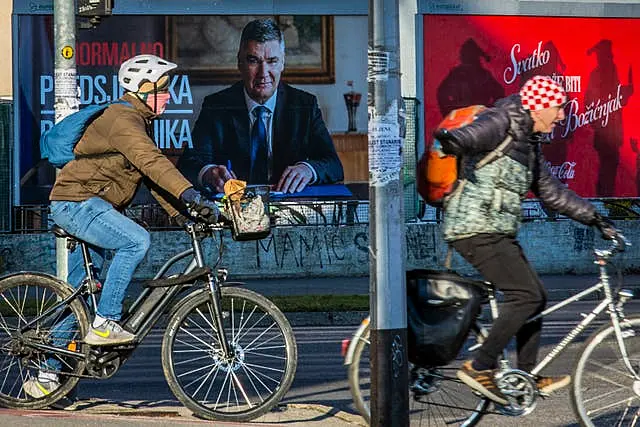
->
xmin=118 ymin=54 xmax=177 ymax=93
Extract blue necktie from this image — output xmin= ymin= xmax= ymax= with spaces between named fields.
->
xmin=250 ymin=106 xmax=269 ymax=183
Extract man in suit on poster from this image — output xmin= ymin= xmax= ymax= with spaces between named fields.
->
xmin=178 ymin=18 xmax=344 ymax=194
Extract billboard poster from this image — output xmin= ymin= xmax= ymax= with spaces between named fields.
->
xmin=16 ymin=15 xmax=194 ymax=203
xmin=423 ymin=15 xmax=640 ymax=198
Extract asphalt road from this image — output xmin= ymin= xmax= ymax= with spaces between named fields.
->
xmin=1 ymin=301 xmax=639 ymax=426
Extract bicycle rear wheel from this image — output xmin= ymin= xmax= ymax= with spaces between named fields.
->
xmin=571 ymin=314 xmax=640 ymax=426
xmin=162 ymin=286 xmax=297 ymax=422
xmin=348 ymin=322 xmax=489 ymax=426
xmin=0 ymin=273 xmax=89 ymax=409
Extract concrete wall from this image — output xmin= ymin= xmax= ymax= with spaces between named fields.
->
xmin=1 ymin=221 xmax=638 ymax=280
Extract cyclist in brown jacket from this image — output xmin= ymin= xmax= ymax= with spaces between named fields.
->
xmin=25 ymin=54 xmax=219 ymax=399
xmin=50 ymin=54 xmax=218 ymax=343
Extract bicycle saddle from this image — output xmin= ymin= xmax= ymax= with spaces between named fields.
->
xmin=51 ymin=224 xmax=79 ymax=240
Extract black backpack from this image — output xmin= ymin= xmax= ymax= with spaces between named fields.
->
xmin=406 ymin=269 xmax=486 ymax=367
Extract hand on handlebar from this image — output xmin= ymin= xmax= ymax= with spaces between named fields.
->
xmin=593 ymin=213 xmax=628 ymax=252
xmin=180 ymin=188 xmax=220 ymax=224
xmin=594 ymin=213 xmax=618 ymax=240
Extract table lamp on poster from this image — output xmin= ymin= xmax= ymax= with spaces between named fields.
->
xmin=343 ymin=80 xmax=362 ymax=133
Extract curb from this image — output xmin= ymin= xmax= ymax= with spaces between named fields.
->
xmin=284 ymin=403 xmax=367 ymax=426
xmin=38 ymin=399 xmax=367 ymax=426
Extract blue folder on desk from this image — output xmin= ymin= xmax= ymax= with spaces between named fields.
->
xmin=270 ymin=184 xmax=353 ymax=199
xmin=214 ymin=184 xmax=353 ymax=199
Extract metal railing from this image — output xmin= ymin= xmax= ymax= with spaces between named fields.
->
xmin=9 ymin=200 xmax=372 ymax=233
xmin=7 ymin=198 xmax=639 ymax=234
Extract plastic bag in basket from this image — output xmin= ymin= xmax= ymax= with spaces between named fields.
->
xmin=234 ymin=194 xmax=270 ymax=234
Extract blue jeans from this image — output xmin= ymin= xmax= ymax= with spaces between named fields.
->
xmin=45 ymin=198 xmax=149 ymax=373
xmin=50 ymin=197 xmax=151 ymax=320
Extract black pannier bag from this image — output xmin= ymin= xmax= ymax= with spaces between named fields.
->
xmin=406 ymin=269 xmax=485 ymax=367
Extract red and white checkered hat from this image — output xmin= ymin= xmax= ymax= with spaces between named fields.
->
xmin=519 ymin=76 xmax=567 ymax=111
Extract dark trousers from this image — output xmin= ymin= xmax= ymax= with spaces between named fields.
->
xmin=450 ymin=234 xmax=547 ymax=372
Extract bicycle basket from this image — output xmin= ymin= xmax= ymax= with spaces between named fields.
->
xmin=223 ymin=185 xmax=271 ymax=241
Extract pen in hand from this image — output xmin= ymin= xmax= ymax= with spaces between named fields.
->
xmin=225 ymin=160 xmax=237 ymax=180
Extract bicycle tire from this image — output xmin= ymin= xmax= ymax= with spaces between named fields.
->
xmin=0 ymin=273 xmax=89 ymax=409
xmin=347 ymin=322 xmax=489 ymax=426
xmin=161 ymin=286 xmax=297 ymax=422
xmin=571 ymin=314 xmax=640 ymax=426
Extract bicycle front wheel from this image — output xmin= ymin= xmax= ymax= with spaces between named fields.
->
xmin=347 ymin=322 xmax=489 ymax=426
xmin=0 ymin=273 xmax=89 ymax=409
xmin=161 ymin=286 xmax=297 ymax=422
xmin=572 ymin=314 xmax=640 ymax=426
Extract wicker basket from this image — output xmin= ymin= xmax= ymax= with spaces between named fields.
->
xmin=223 ymin=185 xmax=271 ymax=241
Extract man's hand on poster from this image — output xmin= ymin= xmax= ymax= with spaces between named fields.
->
xmin=275 ymin=163 xmax=314 ymax=193
xmin=202 ymin=165 xmax=236 ymax=193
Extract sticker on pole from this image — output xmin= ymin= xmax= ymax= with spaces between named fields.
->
xmin=61 ymin=46 xmax=74 ymax=59
xmin=368 ymin=49 xmax=389 ymax=82
xmin=368 ymin=100 xmax=403 ymax=186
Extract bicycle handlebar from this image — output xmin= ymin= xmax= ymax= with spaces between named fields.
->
xmin=596 ymin=231 xmax=630 ymax=259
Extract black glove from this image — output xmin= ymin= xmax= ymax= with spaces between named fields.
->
xmin=171 ymin=213 xmax=191 ymax=228
xmin=593 ymin=213 xmax=619 ymax=241
xmin=180 ymin=188 xmax=220 ymax=224
xmin=433 ymin=128 xmax=462 ymax=156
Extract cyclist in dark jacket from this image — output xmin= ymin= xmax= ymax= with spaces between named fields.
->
xmin=434 ymin=75 xmax=620 ymax=404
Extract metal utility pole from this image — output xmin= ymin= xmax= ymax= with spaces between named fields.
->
xmin=54 ymin=0 xmax=79 ymax=280
xmin=367 ymin=0 xmax=408 ymax=425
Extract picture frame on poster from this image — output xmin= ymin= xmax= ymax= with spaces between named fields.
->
xmin=166 ymin=15 xmax=335 ymax=84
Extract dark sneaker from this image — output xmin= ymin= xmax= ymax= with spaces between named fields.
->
xmin=23 ymin=378 xmax=60 ymax=398
xmin=84 ymin=320 xmax=136 ymax=346
xmin=537 ymin=375 xmax=571 ymax=394
xmin=457 ymin=360 xmax=508 ymax=405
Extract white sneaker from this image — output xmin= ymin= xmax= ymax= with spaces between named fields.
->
xmin=23 ymin=378 xmax=61 ymax=399
xmin=84 ymin=319 xmax=136 ymax=346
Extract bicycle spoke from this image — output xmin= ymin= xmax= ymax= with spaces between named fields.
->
xmin=243 ymin=330 xmax=282 ymax=352
xmin=174 ymin=337 xmax=210 ymax=353
xmin=239 ymin=363 xmax=266 ymax=402
xmin=213 ymin=368 xmax=233 ymax=410
xmin=175 ymin=354 xmax=212 ymax=366
xmin=0 ymin=293 xmax=28 ymax=325
xmin=194 ymin=307 xmax=220 ymax=342
xmin=178 ymin=326 xmax=217 ymax=352
xmin=187 ymin=362 xmax=219 ymax=396
xmin=230 ymin=370 xmax=253 ymax=408
xmin=178 ymin=361 xmax=218 ymax=380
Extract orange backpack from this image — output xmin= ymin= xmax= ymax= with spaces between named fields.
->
xmin=417 ymin=105 xmax=486 ymax=207
xmin=417 ymin=105 xmax=513 ymax=208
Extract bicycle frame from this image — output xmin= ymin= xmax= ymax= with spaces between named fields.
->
xmin=20 ymin=222 xmax=234 ymax=372
xmin=485 ymin=243 xmax=639 ymax=380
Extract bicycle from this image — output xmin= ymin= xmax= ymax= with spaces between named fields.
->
xmin=0 ymin=193 xmax=298 ymax=422
xmin=342 ymin=234 xmax=637 ymax=426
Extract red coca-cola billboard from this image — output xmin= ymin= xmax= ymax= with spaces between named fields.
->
xmin=423 ymin=14 xmax=640 ymax=198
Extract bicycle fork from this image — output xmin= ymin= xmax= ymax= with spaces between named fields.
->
xmin=207 ymin=272 xmax=234 ymax=358
xmin=188 ymin=223 xmax=234 ymax=358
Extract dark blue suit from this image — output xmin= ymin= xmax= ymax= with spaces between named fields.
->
xmin=178 ymin=82 xmax=344 ymax=190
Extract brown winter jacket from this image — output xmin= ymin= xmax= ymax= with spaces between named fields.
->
xmin=49 ymin=93 xmax=192 ymax=217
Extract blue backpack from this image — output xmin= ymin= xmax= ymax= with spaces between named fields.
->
xmin=40 ymin=100 xmax=131 ymax=168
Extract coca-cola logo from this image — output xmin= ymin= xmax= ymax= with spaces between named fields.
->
xmin=545 ymin=161 xmax=576 ymax=180
xmin=504 ymin=41 xmax=550 ymax=84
